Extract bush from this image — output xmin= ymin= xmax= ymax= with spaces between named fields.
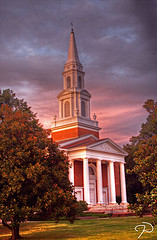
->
xmin=76 ymin=201 xmax=88 ymax=215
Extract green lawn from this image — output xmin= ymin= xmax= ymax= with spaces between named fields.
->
xmin=0 ymin=216 xmax=157 ymax=240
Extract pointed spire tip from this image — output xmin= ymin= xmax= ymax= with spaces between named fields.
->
xmin=70 ymin=21 xmax=74 ymax=33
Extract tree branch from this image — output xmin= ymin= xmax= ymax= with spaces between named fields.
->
xmin=2 ymin=219 xmax=12 ymax=231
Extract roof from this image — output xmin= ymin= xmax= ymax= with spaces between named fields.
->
xmin=66 ymin=30 xmax=80 ymax=63
xmin=59 ymin=134 xmax=128 ymax=156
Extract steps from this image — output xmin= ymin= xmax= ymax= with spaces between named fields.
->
xmin=87 ymin=204 xmax=129 ymax=214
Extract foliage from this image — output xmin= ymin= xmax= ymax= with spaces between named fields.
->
xmin=0 ymin=89 xmax=35 ymax=119
xmin=76 ymin=201 xmax=88 ymax=215
xmin=128 ymin=135 xmax=157 ymax=217
xmin=129 ymin=135 xmax=157 ymax=189
xmin=0 ymin=90 xmax=77 ymax=239
xmin=128 ymin=188 xmax=157 ymax=218
xmin=124 ymin=99 xmax=157 ymax=204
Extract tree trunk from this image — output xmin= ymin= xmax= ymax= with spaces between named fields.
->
xmin=2 ymin=219 xmax=22 ymax=240
xmin=11 ymin=225 xmax=22 ymax=240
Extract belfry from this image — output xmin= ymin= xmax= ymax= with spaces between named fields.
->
xmin=51 ymin=27 xmax=128 ymax=208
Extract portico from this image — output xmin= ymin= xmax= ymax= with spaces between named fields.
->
xmin=60 ymin=136 xmax=128 ymax=206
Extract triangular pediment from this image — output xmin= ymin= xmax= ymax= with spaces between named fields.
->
xmin=88 ymin=139 xmax=127 ymax=156
xmin=58 ymin=89 xmax=91 ymax=99
xmin=80 ymin=89 xmax=91 ymax=98
xmin=57 ymin=89 xmax=71 ymax=99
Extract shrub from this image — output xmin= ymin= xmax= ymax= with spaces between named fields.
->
xmin=76 ymin=201 xmax=88 ymax=215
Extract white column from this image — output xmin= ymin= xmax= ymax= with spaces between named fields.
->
xmin=109 ymin=161 xmax=117 ymax=204
xmin=96 ymin=159 xmax=103 ymax=204
xmin=69 ymin=160 xmax=74 ymax=185
xmin=83 ymin=158 xmax=90 ymax=204
xmin=120 ymin=162 xmax=128 ymax=204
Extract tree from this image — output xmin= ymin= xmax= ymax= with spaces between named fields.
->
xmin=0 ymin=89 xmax=34 ymax=116
xmin=128 ymin=135 xmax=157 ymax=216
xmin=124 ymin=99 xmax=157 ymax=203
xmin=0 ymin=91 xmax=77 ymax=240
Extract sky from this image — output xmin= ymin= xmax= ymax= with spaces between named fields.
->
xmin=0 ymin=0 xmax=157 ymax=146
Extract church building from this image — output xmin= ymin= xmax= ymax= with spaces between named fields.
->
xmin=51 ymin=27 xmax=128 ymax=207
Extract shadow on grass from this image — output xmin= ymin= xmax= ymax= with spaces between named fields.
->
xmin=0 ymin=217 xmax=157 ymax=240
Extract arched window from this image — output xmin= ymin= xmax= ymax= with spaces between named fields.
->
xmin=67 ymin=76 xmax=71 ymax=89
xmin=78 ymin=76 xmax=82 ymax=88
xmin=89 ymin=166 xmax=95 ymax=175
xmin=81 ymin=101 xmax=86 ymax=117
xmin=64 ymin=101 xmax=70 ymax=117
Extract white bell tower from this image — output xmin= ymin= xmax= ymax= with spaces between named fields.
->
xmin=51 ymin=27 xmax=100 ymax=142
xmin=58 ymin=27 xmax=91 ymax=119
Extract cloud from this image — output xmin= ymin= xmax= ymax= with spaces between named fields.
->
xmin=0 ymin=0 xmax=157 ymax=146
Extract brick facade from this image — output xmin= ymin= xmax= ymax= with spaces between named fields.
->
xmin=74 ymin=160 xmax=83 ymax=187
xmin=114 ymin=162 xmax=121 ymax=197
xmin=102 ymin=163 xmax=108 ymax=188
xmin=51 ymin=126 xmax=99 ymax=142
xmin=78 ymin=128 xmax=99 ymax=139
xmin=51 ymin=127 xmax=78 ymax=142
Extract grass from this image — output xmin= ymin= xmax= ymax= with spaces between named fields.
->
xmin=0 ymin=216 xmax=157 ymax=240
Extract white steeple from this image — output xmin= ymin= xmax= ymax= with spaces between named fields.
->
xmin=62 ymin=27 xmax=84 ymax=90
xmin=51 ymin=27 xmax=101 ymax=142
xmin=58 ymin=27 xmax=91 ymax=120
xmin=66 ymin=28 xmax=80 ymax=63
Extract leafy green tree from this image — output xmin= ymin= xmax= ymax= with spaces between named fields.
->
xmin=128 ymin=135 xmax=157 ymax=216
xmin=0 ymin=91 xmax=77 ymax=240
xmin=124 ymin=99 xmax=157 ymax=203
xmin=0 ymin=89 xmax=34 ymax=115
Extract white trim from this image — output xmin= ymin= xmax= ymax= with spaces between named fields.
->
xmin=51 ymin=115 xmax=100 ymax=131
xmin=59 ymin=134 xmax=98 ymax=147
xmin=52 ymin=124 xmax=100 ymax=133
xmin=75 ymin=187 xmax=83 ymax=201
xmin=66 ymin=147 xmax=127 ymax=160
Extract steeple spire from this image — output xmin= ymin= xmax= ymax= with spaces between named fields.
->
xmin=66 ymin=26 xmax=80 ymax=63
xmin=71 ymin=21 xmax=74 ymax=33
xmin=51 ymin=28 xmax=101 ymax=142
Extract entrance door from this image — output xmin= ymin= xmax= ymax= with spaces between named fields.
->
xmin=89 ymin=179 xmax=96 ymax=205
xmin=103 ymin=188 xmax=108 ymax=204
xmin=89 ymin=165 xmax=96 ymax=205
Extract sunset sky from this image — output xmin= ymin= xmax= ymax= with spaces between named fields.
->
xmin=0 ymin=0 xmax=157 ymax=146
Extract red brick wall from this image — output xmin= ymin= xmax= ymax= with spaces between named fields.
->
xmin=114 ymin=163 xmax=121 ymax=197
xmin=51 ymin=126 xmax=99 ymax=142
xmin=74 ymin=160 xmax=83 ymax=187
xmin=102 ymin=164 xmax=108 ymax=187
xmin=51 ymin=127 xmax=79 ymax=142
xmin=78 ymin=128 xmax=99 ymax=139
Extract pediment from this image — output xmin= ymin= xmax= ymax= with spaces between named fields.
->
xmin=80 ymin=89 xmax=91 ymax=98
xmin=57 ymin=89 xmax=71 ymax=98
xmin=88 ymin=139 xmax=127 ymax=156
xmin=58 ymin=89 xmax=91 ymax=99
